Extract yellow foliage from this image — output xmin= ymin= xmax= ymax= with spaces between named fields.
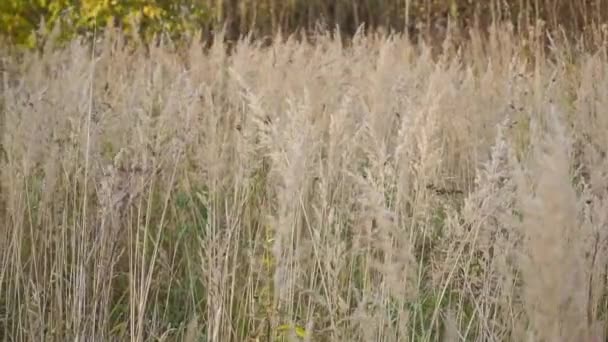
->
xmin=0 ymin=0 xmax=209 ymax=48
xmin=142 ymin=5 xmax=164 ymax=20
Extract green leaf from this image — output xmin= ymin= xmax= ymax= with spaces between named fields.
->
xmin=294 ymin=325 xmax=307 ymax=338
xmin=276 ymin=324 xmax=307 ymax=339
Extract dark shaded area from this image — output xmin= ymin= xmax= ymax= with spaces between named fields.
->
xmin=209 ymin=0 xmax=608 ymax=44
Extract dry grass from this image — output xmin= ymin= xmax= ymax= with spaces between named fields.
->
xmin=0 ymin=25 xmax=607 ymax=341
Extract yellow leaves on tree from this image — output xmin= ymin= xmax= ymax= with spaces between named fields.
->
xmin=0 ymin=0 xmax=209 ymax=48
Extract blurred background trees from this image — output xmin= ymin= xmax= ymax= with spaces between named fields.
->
xmin=1 ymin=0 xmax=608 ymax=48
xmin=0 ymin=0 xmax=210 ymax=47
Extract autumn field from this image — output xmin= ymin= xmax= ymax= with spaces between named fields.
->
xmin=1 ymin=13 xmax=608 ymax=342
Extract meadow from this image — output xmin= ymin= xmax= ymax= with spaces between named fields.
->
xmin=0 ymin=23 xmax=607 ymax=341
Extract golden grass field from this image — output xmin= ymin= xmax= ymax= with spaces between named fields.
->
xmin=1 ymin=23 xmax=607 ymax=341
